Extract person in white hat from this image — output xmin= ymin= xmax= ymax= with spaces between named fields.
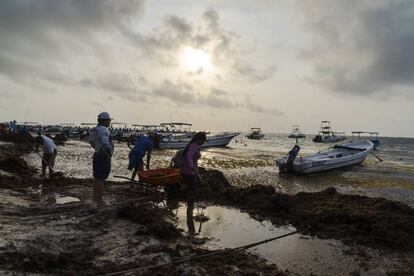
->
xmin=88 ymin=112 xmax=114 ymax=203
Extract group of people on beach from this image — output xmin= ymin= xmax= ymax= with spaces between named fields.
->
xmin=88 ymin=112 xmax=206 ymax=204
xmin=8 ymin=111 xmax=204 ymax=204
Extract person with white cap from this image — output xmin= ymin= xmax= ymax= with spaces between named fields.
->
xmin=127 ymin=131 xmax=154 ymax=181
xmin=88 ymin=112 xmax=114 ymax=203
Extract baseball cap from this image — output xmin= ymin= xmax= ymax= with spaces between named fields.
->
xmin=98 ymin=112 xmax=112 ymax=120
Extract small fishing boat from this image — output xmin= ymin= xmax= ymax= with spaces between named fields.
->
xmin=159 ymin=132 xmax=240 ymax=149
xmin=246 ymin=128 xmax=264 ymax=140
xmin=312 ymin=121 xmax=346 ymax=143
xmin=352 ymin=131 xmax=380 ymax=149
xmin=288 ymin=125 xmax=305 ymax=139
xmin=275 ymin=140 xmax=374 ymax=174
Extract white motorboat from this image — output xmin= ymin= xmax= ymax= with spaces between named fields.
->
xmin=288 ymin=125 xmax=305 ymax=139
xmin=312 ymin=121 xmax=346 ymax=143
xmin=352 ymin=131 xmax=380 ymax=149
xmin=275 ymin=140 xmax=374 ymax=174
xmin=246 ymin=128 xmax=264 ymax=140
xmin=159 ymin=132 xmax=240 ymax=149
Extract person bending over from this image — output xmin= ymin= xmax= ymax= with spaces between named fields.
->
xmin=35 ymin=133 xmax=58 ymax=177
xmin=127 ymin=132 xmax=154 ymax=181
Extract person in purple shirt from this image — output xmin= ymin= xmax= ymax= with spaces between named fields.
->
xmin=181 ymin=132 xmax=207 ymax=205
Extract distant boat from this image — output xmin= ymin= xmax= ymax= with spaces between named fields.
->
xmin=158 ymin=132 xmax=240 ymax=149
xmin=288 ymin=125 xmax=305 ymax=139
xmin=352 ymin=131 xmax=380 ymax=149
xmin=276 ymin=140 xmax=374 ymax=174
xmin=312 ymin=121 xmax=346 ymax=143
xmin=246 ymin=128 xmax=264 ymax=140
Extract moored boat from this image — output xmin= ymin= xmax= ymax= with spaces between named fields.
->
xmin=312 ymin=121 xmax=346 ymax=143
xmin=275 ymin=140 xmax=374 ymax=174
xmin=352 ymin=131 xmax=380 ymax=149
xmin=246 ymin=128 xmax=264 ymax=140
xmin=288 ymin=125 xmax=305 ymax=139
xmin=159 ymin=132 xmax=240 ymax=149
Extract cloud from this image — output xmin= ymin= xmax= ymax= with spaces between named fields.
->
xmin=203 ymin=9 xmax=220 ymax=30
xmin=152 ymin=79 xmax=196 ymax=104
xmin=234 ymin=62 xmax=276 ymax=82
xmin=149 ymin=79 xmax=282 ymax=115
xmin=297 ymin=0 xmax=414 ymax=95
xmin=210 ymin=87 xmax=228 ymax=96
xmin=0 ymin=1 xmax=279 ymax=119
xmin=241 ymin=97 xmax=283 ymax=116
xmin=0 ymin=0 xmax=145 ymax=89
xmin=125 ymin=8 xmax=275 ymax=82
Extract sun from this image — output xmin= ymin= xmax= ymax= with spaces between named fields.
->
xmin=181 ymin=47 xmax=213 ymax=73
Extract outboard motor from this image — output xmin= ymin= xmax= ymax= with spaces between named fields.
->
xmin=279 ymin=145 xmax=300 ymax=173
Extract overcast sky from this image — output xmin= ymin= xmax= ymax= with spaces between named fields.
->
xmin=1 ymin=0 xmax=413 ymax=137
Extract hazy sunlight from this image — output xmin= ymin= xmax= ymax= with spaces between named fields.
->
xmin=181 ymin=47 xmax=213 ymax=73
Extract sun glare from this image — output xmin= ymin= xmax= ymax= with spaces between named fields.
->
xmin=181 ymin=47 xmax=213 ymax=73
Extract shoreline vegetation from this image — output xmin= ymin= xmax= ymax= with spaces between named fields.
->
xmin=0 ymin=136 xmax=413 ymax=275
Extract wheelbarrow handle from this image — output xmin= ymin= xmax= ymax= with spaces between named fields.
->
xmin=113 ymin=175 xmax=159 ymax=195
xmin=113 ymin=175 xmax=146 ymax=185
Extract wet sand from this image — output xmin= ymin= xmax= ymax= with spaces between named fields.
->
xmin=1 ymin=137 xmax=414 ymax=275
xmin=0 ymin=142 xmax=284 ymax=275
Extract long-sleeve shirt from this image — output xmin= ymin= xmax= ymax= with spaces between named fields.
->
xmin=88 ymin=125 xmax=114 ymax=156
xmin=181 ymin=143 xmax=201 ymax=176
xmin=41 ymin=135 xmax=57 ymax=154
xmin=131 ymin=135 xmax=154 ymax=157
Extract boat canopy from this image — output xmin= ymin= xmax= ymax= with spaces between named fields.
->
xmin=160 ymin=122 xmax=192 ymax=126
xmin=131 ymin=124 xmax=160 ymax=127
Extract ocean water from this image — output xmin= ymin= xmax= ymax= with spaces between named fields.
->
xmin=25 ymin=133 xmax=414 ymax=206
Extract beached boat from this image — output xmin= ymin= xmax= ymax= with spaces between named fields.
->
xmin=159 ymin=132 xmax=240 ymax=149
xmin=312 ymin=121 xmax=346 ymax=143
xmin=246 ymin=128 xmax=264 ymax=140
xmin=352 ymin=131 xmax=380 ymax=149
xmin=288 ymin=125 xmax=305 ymax=139
xmin=275 ymin=140 xmax=374 ymax=174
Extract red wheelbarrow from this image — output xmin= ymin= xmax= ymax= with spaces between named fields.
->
xmin=114 ymin=168 xmax=182 ymax=194
xmin=138 ymin=168 xmax=181 ymax=187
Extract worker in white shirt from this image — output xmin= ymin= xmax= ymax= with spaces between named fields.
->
xmin=88 ymin=112 xmax=114 ymax=203
xmin=35 ymin=133 xmax=58 ymax=177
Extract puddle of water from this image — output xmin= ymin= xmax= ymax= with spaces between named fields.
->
xmin=55 ymin=196 xmax=80 ymax=204
xmin=172 ymin=202 xmax=398 ymax=275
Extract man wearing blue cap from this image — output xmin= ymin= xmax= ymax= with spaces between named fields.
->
xmin=88 ymin=112 xmax=114 ymax=203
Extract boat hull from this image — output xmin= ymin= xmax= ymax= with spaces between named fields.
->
xmin=159 ymin=133 xmax=239 ymax=149
xmin=312 ymin=135 xmax=346 ymax=143
xmin=276 ymin=140 xmax=374 ymax=174
xmin=288 ymin=134 xmax=306 ymax=139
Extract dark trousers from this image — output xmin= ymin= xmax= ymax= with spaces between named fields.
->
xmin=182 ymin=174 xmax=198 ymax=204
xmin=42 ymin=150 xmax=57 ymax=173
